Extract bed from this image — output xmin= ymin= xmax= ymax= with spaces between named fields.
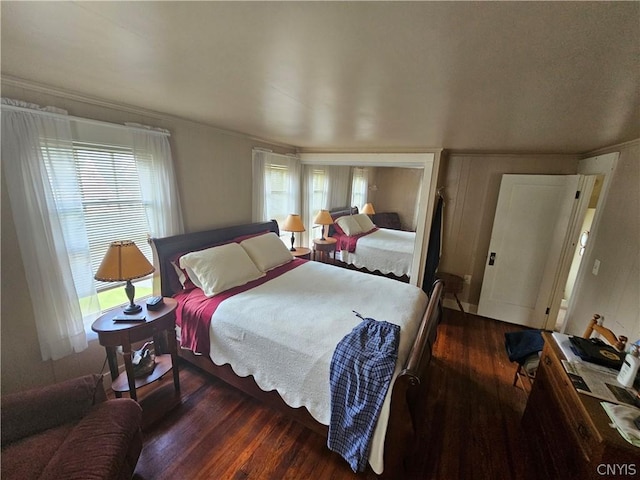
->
xmin=150 ymin=220 xmax=444 ymax=478
xmin=329 ymin=207 xmax=416 ymax=281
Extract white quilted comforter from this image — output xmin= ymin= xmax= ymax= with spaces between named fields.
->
xmin=208 ymin=261 xmax=427 ymax=474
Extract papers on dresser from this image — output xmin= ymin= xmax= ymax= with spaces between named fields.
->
xmin=561 ymin=360 xmax=638 ymax=407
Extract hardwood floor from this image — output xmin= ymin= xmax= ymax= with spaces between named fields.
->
xmin=132 ymin=309 xmax=542 ymax=480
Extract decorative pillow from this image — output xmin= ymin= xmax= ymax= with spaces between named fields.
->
xmin=335 ymin=215 xmax=363 ymax=236
xmin=169 ymin=251 xmax=197 ymax=291
xmin=240 ymin=232 xmax=294 ymax=272
xmin=178 ymin=243 xmax=264 ymax=297
xmin=331 ymin=222 xmax=345 ymax=236
xmin=353 ymin=213 xmax=376 ymax=233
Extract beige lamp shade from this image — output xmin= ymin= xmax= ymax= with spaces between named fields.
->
xmin=313 ymin=209 xmax=334 ymax=241
xmin=282 ymin=214 xmax=305 ymax=251
xmin=313 ymin=209 xmax=334 ymax=226
xmin=95 ymin=240 xmax=155 ymax=282
xmin=362 ymin=203 xmax=376 ymax=215
xmin=282 ymin=214 xmax=305 ymax=232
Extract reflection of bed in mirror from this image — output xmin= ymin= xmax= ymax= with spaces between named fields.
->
xmin=329 ymin=206 xmax=416 ymax=282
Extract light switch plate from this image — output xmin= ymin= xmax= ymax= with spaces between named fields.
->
xmin=592 ymin=259 xmax=600 ymax=275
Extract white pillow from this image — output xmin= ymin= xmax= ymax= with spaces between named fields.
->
xmin=336 ymin=215 xmax=364 ymax=236
xmin=240 ymin=232 xmax=294 ymax=272
xmin=178 ymin=242 xmax=264 ymax=297
xmin=353 ymin=213 xmax=376 ymax=233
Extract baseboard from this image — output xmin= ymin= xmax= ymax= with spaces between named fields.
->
xmin=443 ymin=297 xmax=478 ymax=315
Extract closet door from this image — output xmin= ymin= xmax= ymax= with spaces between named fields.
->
xmin=478 ymin=174 xmax=580 ymax=327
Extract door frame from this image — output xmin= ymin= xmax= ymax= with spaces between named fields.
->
xmin=534 ymin=175 xmax=595 ymax=328
xmin=548 ymin=152 xmax=619 ymax=332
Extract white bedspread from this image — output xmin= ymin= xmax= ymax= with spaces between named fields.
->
xmin=208 ymin=261 xmax=428 ymax=474
xmin=340 ymin=228 xmax=415 ymax=277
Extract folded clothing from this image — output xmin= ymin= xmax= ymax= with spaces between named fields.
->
xmin=601 ymin=402 xmax=640 ymax=447
xmin=505 ymin=330 xmax=544 ymax=364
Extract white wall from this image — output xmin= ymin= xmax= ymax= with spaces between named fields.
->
xmin=564 ymin=141 xmax=640 ymax=343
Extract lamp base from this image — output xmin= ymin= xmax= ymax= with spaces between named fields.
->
xmin=123 ymin=279 xmax=142 ymax=314
xmin=123 ymin=303 xmax=143 ymax=315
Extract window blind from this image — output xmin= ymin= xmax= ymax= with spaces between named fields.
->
xmin=44 ymin=140 xmax=153 ymax=293
xmin=266 ymin=164 xmax=290 ymax=225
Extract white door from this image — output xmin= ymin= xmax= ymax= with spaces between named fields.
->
xmin=477 ymin=174 xmax=580 ymax=327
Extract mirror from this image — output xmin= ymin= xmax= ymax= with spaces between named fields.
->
xmin=299 ymin=153 xmax=438 ymax=287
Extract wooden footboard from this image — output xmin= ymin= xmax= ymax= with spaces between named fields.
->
xmin=382 ymin=279 xmax=444 ymax=478
xmin=150 ymin=223 xmax=444 ymax=478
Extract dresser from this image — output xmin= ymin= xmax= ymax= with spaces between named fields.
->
xmin=522 ymin=332 xmax=639 ymax=479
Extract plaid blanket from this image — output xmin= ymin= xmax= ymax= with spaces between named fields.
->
xmin=327 ymin=312 xmax=400 ymax=472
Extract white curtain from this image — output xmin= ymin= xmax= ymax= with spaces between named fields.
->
xmin=350 ymin=167 xmax=370 ymax=209
xmin=326 ymin=165 xmax=351 ymax=209
xmin=2 ymin=100 xmax=185 ymax=360
xmin=130 ymin=125 xmax=184 ymax=237
xmin=2 ymin=99 xmax=90 ymax=360
xmin=252 ymin=149 xmax=301 ymax=224
xmin=252 ymin=149 xmax=269 ymax=222
xmin=302 ymin=165 xmax=328 ymax=246
xmin=301 ymin=165 xmax=352 ymax=246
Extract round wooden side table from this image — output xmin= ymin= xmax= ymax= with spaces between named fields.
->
xmin=91 ymin=297 xmax=180 ymax=401
xmin=292 ymin=247 xmax=312 ymax=260
xmin=313 ymin=237 xmax=337 ymax=264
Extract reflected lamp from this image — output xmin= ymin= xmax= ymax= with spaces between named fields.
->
xmin=313 ymin=210 xmax=334 ymax=241
xmin=362 ymin=203 xmax=376 ymax=215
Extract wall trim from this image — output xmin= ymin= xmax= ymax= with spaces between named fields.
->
xmin=443 ymin=298 xmax=478 ymax=315
xmin=583 ymin=138 xmax=640 ymax=157
xmin=447 ymin=151 xmax=581 ymax=159
xmin=1 ymin=75 xmax=297 ymax=150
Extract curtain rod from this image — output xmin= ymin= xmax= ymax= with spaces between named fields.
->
xmin=1 ymin=104 xmax=171 ymax=137
xmin=252 ymin=147 xmax=298 ymax=159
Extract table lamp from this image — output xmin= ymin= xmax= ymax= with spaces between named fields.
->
xmin=313 ymin=209 xmax=334 ymax=241
xmin=95 ymin=240 xmax=155 ymax=314
xmin=362 ymin=203 xmax=376 ymax=215
xmin=282 ymin=214 xmax=305 ymax=251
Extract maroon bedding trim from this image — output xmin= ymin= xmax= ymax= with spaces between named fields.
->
xmin=332 ymin=228 xmax=378 ymax=253
xmin=174 ymin=258 xmax=307 ymax=356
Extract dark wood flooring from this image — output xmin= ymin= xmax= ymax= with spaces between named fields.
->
xmin=131 ymin=308 xmax=542 ymax=480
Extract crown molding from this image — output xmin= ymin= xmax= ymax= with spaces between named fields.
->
xmin=583 ymin=138 xmax=640 ymax=157
xmin=1 ymin=75 xmax=297 ymax=150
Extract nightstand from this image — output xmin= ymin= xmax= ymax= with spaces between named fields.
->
xmin=435 ymin=272 xmax=465 ymax=314
xmin=292 ymin=247 xmax=312 ymax=260
xmin=91 ymin=297 xmax=180 ymax=402
xmin=313 ymin=237 xmax=337 ymax=263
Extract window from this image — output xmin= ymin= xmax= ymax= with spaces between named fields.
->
xmin=310 ymin=168 xmax=328 ymax=216
xmin=3 ymin=100 xmax=182 ymax=360
xmin=44 ymin=140 xmax=154 ymax=323
xmin=253 ymin=150 xmax=301 ymax=239
xmin=265 ymin=164 xmax=291 ymax=227
xmin=351 ymin=167 xmax=369 ymax=209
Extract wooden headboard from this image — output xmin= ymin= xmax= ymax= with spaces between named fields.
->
xmin=150 ymin=220 xmax=279 ymax=297
xmin=329 ymin=206 xmax=358 ymax=219
xmin=328 ymin=206 xmax=358 ymax=236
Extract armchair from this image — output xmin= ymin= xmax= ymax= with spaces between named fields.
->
xmin=1 ymin=374 xmax=143 ymax=480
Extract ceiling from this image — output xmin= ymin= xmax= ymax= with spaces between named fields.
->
xmin=1 ymin=1 xmax=638 ymax=153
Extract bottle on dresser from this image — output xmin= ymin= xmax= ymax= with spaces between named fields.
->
xmin=616 ymin=344 xmax=640 ymax=388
